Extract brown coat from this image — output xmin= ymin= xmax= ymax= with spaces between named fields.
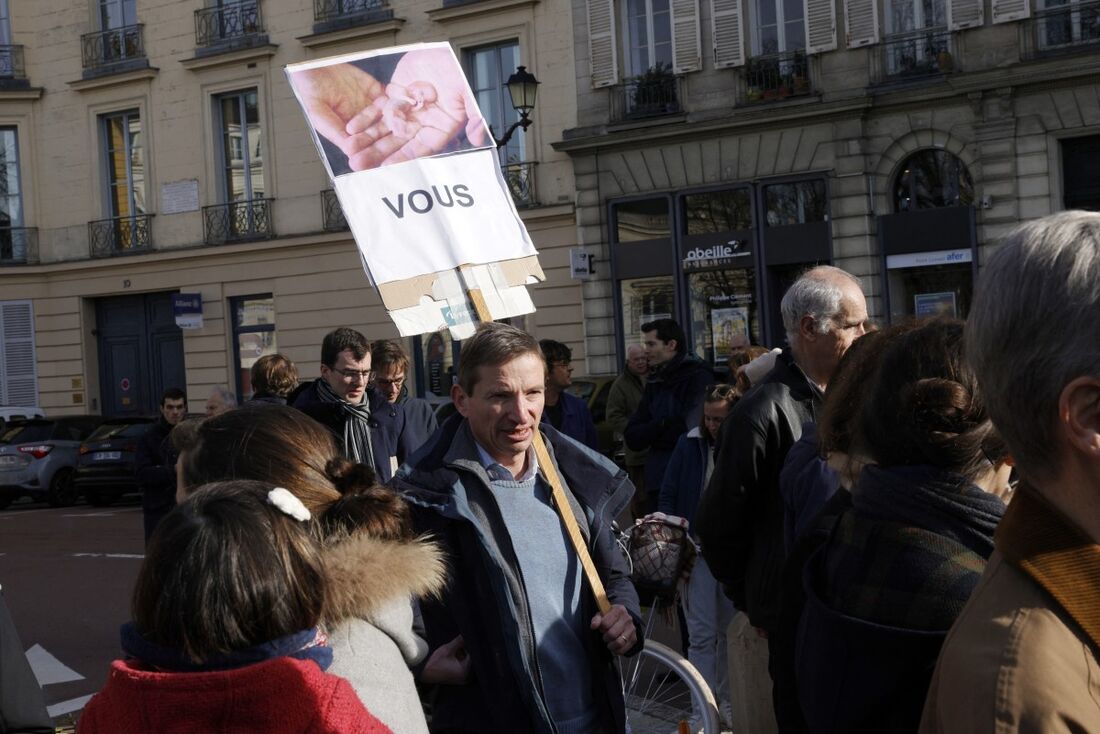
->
xmin=920 ymin=486 xmax=1100 ymax=733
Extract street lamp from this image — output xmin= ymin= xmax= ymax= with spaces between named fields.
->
xmin=494 ymin=65 xmax=540 ymax=149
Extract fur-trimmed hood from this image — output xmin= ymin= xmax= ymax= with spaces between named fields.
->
xmin=323 ymin=532 xmax=446 ymax=625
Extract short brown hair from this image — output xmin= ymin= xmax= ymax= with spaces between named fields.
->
xmin=132 ymin=480 xmax=326 ymax=664
xmin=321 ymin=327 xmax=370 ymax=367
xmin=457 ymin=322 xmax=543 ymax=395
xmin=250 ymin=354 xmax=299 ymax=398
xmin=370 ymin=340 xmax=410 ymax=374
xmin=179 ymin=404 xmax=412 ymax=542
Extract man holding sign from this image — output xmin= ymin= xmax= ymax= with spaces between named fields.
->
xmin=394 ymin=323 xmax=642 ymax=734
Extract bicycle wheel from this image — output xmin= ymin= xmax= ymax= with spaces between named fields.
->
xmin=621 ymin=639 xmax=721 ymax=734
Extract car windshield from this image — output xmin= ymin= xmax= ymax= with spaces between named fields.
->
xmin=0 ymin=421 xmax=54 ymax=445
xmin=87 ymin=421 xmax=152 ymax=441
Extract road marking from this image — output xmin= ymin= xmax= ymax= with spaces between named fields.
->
xmin=72 ymin=553 xmax=144 ymax=559
xmin=47 ymin=694 xmax=94 ymax=717
xmin=61 ymin=512 xmax=114 ymax=517
xmin=25 ymin=644 xmax=84 ymax=686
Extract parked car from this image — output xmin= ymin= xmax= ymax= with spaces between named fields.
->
xmin=567 ymin=376 xmax=616 ymax=457
xmin=0 ymin=416 xmax=105 ymax=509
xmin=74 ymin=417 xmax=155 ymax=507
xmin=0 ymin=406 xmax=45 ymax=434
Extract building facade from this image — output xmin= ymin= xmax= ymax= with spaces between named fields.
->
xmin=559 ymin=0 xmax=1100 ymax=374
xmin=0 ymin=0 xmax=581 ymax=416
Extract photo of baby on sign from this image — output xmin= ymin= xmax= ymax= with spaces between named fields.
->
xmin=288 ymin=45 xmax=493 ymax=176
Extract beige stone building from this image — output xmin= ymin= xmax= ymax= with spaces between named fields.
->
xmin=559 ymin=0 xmax=1100 ymax=375
xmin=0 ymin=0 xmax=582 ymax=416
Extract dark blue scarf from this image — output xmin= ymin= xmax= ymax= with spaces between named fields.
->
xmin=120 ymin=623 xmax=333 ymax=673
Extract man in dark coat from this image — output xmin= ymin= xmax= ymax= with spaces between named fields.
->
xmin=392 ymin=323 xmax=642 ymax=734
xmin=135 ymin=387 xmax=186 ymax=544
xmin=538 ymin=338 xmax=599 ymax=451
xmin=624 ymin=318 xmax=713 ymax=513
xmin=696 ymin=265 xmax=868 ymax=730
xmin=370 ymin=339 xmax=438 ymax=456
xmin=291 ymin=327 xmax=408 ymax=482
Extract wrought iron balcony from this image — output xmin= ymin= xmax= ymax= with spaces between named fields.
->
xmin=872 ymin=28 xmax=955 ymax=83
xmin=610 ymin=70 xmax=683 ymax=122
xmin=195 ymin=0 xmax=265 ymax=51
xmin=1021 ymin=0 xmax=1100 ymax=59
xmin=741 ymin=50 xmax=812 ymax=104
xmin=0 ymin=227 xmax=36 ymax=264
xmin=501 ymin=161 xmax=538 ymax=208
xmin=320 ymin=189 xmax=348 ymax=231
xmin=81 ymin=24 xmax=147 ymax=75
xmin=313 ymin=0 xmax=393 ymax=29
xmin=0 ymin=45 xmax=26 ymax=80
xmin=203 ymin=199 xmax=274 ymax=245
xmin=89 ymin=215 xmax=153 ymax=258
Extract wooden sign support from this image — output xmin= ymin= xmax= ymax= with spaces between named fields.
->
xmin=462 ymin=270 xmax=612 ymax=615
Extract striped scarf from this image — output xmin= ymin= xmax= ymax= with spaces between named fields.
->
xmin=315 ymin=378 xmax=375 ymax=471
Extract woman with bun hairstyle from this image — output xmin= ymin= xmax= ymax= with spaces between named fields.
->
xmin=79 ymin=481 xmax=391 ymax=733
xmin=794 ymin=318 xmax=1013 ymax=733
xmin=175 ymin=404 xmax=444 ymax=734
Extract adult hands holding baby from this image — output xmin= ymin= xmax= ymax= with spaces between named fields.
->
xmin=291 ymin=49 xmax=490 ymax=172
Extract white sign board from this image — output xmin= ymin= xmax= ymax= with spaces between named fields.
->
xmin=286 ymin=43 xmax=542 ymax=338
xmin=161 ymin=180 xmax=200 ymax=215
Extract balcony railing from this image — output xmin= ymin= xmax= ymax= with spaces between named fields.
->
xmin=872 ymin=27 xmax=955 ymax=83
xmin=610 ymin=72 xmax=683 ymax=122
xmin=741 ymin=50 xmax=811 ymax=103
xmin=313 ymin=0 xmax=393 ymax=27
xmin=195 ymin=0 xmax=265 ymax=50
xmin=320 ymin=189 xmax=348 ymax=231
xmin=203 ymin=199 xmax=274 ymax=245
xmin=1021 ymin=0 xmax=1100 ymax=59
xmin=0 ymin=45 xmax=26 ymax=80
xmin=0 ymin=227 xmax=36 ymax=264
xmin=502 ymin=161 xmax=538 ymax=208
xmin=89 ymin=215 xmax=153 ymax=257
xmin=81 ymin=24 xmax=146 ymax=74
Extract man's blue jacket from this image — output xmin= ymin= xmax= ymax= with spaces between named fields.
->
xmin=391 ymin=415 xmax=643 ymax=734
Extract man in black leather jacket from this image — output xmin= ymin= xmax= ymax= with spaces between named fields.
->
xmin=697 ymin=265 xmax=868 ymax=730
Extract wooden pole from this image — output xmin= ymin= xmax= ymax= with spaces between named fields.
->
xmin=460 ymin=269 xmax=612 ymax=614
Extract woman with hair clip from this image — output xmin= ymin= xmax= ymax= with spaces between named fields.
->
xmin=657 ymin=382 xmax=742 ymax=728
xmin=794 ymin=318 xmax=1013 ymax=733
xmin=174 ymin=404 xmax=445 ymax=734
xmin=79 ymin=480 xmax=390 ymax=733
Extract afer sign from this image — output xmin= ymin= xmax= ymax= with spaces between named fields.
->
xmin=682 ymin=241 xmax=750 ymax=271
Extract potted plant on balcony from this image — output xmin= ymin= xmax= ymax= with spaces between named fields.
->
xmin=631 ymin=61 xmax=677 ymax=116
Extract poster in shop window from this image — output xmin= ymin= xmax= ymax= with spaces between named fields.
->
xmin=711 ymin=306 xmax=750 ymax=364
xmin=286 ymin=42 xmax=542 ymax=338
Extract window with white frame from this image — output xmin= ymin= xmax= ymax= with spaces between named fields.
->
xmin=465 ymin=41 xmax=526 ymax=166
xmin=624 ymin=0 xmax=674 ymax=74
xmin=754 ymin=0 xmax=806 ymax=54
xmin=0 ymin=127 xmax=25 ymax=263
xmin=1038 ymin=0 xmax=1100 ymax=49
xmin=101 ymin=110 xmax=145 ymax=220
xmin=214 ymin=89 xmax=264 ymax=203
xmin=0 ymin=0 xmax=10 ymax=45
xmin=99 ymin=0 xmax=137 ymax=29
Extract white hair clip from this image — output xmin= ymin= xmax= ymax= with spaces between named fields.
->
xmin=267 ymin=487 xmax=311 ymax=522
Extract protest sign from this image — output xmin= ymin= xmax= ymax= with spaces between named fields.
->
xmin=286 ymin=42 xmax=542 ymax=339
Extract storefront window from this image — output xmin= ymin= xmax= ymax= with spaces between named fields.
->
xmin=620 ymin=276 xmax=675 ymax=349
xmin=689 ymin=268 xmax=761 ymax=367
xmin=886 ymin=250 xmax=973 ymax=321
xmin=615 ymin=198 xmax=670 ymax=241
xmin=764 ymin=180 xmax=827 ymax=225
xmin=684 ymin=189 xmax=752 ymax=233
xmin=231 ymin=294 xmax=276 ymax=399
xmin=893 ymin=150 xmax=973 ymax=211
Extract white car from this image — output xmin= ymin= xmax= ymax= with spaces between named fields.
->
xmin=0 ymin=406 xmax=45 ymax=433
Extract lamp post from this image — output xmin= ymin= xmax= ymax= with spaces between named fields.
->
xmin=494 ymin=65 xmax=540 ymax=149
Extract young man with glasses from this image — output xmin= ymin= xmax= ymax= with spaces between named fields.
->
xmin=370 ymin=339 xmax=438 ymax=455
xmin=538 ymin=339 xmax=598 ymax=451
xmin=290 ymin=327 xmax=408 ymax=481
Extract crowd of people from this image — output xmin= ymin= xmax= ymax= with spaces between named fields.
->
xmin=3 ymin=211 xmax=1099 ymax=733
